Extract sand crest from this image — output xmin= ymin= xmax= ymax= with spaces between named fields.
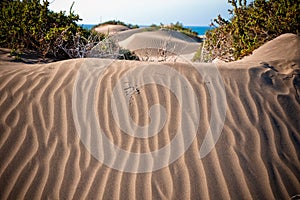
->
xmin=0 ymin=34 xmax=299 ymax=199
xmin=93 ymin=24 xmax=130 ymax=35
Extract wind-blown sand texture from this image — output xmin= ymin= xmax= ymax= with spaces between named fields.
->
xmin=0 ymin=34 xmax=300 ymax=199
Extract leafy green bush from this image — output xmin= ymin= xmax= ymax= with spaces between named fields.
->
xmin=204 ymin=0 xmax=300 ymax=62
xmin=0 ymin=0 xmax=89 ymax=58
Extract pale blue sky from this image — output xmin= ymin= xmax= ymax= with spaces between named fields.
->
xmin=48 ymin=0 xmax=231 ymax=26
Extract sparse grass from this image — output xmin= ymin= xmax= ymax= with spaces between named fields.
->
xmin=192 ymin=43 xmax=203 ymax=62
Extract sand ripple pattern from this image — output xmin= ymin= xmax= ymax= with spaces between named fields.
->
xmin=72 ymin=59 xmax=225 ymax=173
xmin=0 ymin=59 xmax=300 ymax=199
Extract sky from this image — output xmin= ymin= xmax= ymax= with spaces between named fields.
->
xmin=48 ymin=0 xmax=231 ymax=26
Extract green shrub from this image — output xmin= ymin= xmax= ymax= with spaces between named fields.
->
xmin=93 ymin=20 xmax=139 ymax=29
xmin=149 ymin=22 xmax=199 ymax=38
xmin=204 ymin=0 xmax=300 ymax=62
xmin=164 ymin=22 xmax=199 ymax=38
xmin=0 ymin=0 xmax=89 ymax=58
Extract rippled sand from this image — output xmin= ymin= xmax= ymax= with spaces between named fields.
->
xmin=0 ymin=34 xmax=299 ymax=199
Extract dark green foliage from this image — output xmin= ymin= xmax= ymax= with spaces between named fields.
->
xmin=0 ymin=0 xmax=88 ymax=58
xmin=204 ymin=0 xmax=300 ymax=61
xmin=93 ymin=20 xmax=139 ymax=29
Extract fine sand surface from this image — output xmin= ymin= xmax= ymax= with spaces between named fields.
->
xmin=0 ymin=34 xmax=300 ymax=199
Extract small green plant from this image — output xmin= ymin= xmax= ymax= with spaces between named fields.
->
xmin=10 ymin=49 xmax=22 ymax=60
xmin=192 ymin=43 xmax=204 ymax=62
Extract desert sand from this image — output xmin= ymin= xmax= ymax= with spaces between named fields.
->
xmin=0 ymin=33 xmax=299 ymax=199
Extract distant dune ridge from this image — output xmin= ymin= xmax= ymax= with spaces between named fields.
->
xmin=93 ymin=24 xmax=130 ymax=35
xmin=117 ymin=30 xmax=200 ymax=61
xmin=0 ymin=34 xmax=300 ymax=199
xmin=90 ymin=28 xmax=202 ymax=62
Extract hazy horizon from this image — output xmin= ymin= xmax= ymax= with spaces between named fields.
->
xmin=48 ymin=0 xmax=231 ymax=26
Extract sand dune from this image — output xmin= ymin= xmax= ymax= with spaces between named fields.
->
xmin=117 ymin=30 xmax=200 ymax=61
xmin=91 ymin=29 xmax=201 ymax=61
xmin=243 ymin=33 xmax=300 ymax=62
xmin=0 ymin=34 xmax=300 ymax=199
xmin=93 ymin=24 xmax=130 ymax=35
